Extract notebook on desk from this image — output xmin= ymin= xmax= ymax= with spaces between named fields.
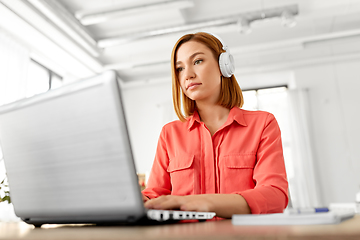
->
xmin=232 ymin=210 xmax=355 ymax=225
xmin=0 ymin=71 xmax=215 ymax=226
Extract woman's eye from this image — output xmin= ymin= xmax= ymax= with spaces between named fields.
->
xmin=194 ymin=59 xmax=203 ymax=65
xmin=176 ymin=67 xmax=184 ymax=72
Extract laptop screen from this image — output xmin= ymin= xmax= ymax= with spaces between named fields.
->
xmin=0 ymin=71 xmax=145 ymax=222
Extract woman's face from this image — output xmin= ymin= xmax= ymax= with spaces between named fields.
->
xmin=175 ymin=40 xmax=222 ymax=104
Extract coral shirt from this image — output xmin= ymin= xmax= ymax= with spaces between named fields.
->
xmin=142 ymin=107 xmax=288 ymax=214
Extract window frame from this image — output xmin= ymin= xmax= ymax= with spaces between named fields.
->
xmin=30 ymin=59 xmax=63 ymax=91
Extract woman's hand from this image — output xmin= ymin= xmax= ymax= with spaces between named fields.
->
xmin=144 ymin=194 xmax=251 ymax=218
xmin=142 ymin=194 xmax=149 ymax=202
xmin=144 ymin=194 xmax=213 ymax=212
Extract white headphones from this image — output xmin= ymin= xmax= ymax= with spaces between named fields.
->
xmin=205 ymin=32 xmax=235 ymax=78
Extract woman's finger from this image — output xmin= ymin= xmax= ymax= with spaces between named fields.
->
xmin=145 ymin=195 xmax=183 ymax=210
xmin=180 ymin=200 xmax=211 ymax=212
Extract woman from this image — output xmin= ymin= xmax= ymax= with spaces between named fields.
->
xmin=142 ymin=32 xmax=288 ymax=218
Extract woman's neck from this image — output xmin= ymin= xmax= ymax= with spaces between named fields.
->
xmin=196 ymin=103 xmax=230 ymax=136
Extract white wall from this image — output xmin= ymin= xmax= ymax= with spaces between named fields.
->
xmin=121 ymin=58 xmax=360 ymax=206
xmin=293 ymin=59 xmax=360 ymax=205
xmin=121 ymin=80 xmax=176 ymax=175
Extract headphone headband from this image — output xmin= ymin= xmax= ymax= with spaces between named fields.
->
xmin=201 ymin=32 xmax=235 ymax=78
xmin=206 ymin=32 xmax=228 ymax=51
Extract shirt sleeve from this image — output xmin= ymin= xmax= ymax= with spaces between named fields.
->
xmin=141 ymin=126 xmax=171 ymax=199
xmin=237 ymin=113 xmax=289 ymax=214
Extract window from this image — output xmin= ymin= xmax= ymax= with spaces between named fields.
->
xmin=1 ymin=59 xmax=63 ymax=178
xmin=26 ymin=59 xmax=63 ymax=97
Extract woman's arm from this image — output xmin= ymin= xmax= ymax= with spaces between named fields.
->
xmin=239 ymin=113 xmax=288 ymax=213
xmin=144 ymin=194 xmax=251 ymax=218
xmin=142 ymin=126 xmax=172 ymax=199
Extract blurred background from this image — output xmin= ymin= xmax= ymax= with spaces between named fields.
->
xmin=0 ymin=0 xmax=360 ymax=213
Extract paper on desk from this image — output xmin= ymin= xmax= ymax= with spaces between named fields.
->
xmin=232 ymin=211 xmax=355 ymax=225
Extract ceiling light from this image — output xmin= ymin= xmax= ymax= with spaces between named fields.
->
xmin=237 ymin=17 xmax=251 ymax=34
xmin=97 ymin=17 xmax=236 ymax=48
xmin=281 ymin=10 xmax=296 ymax=28
xmin=98 ymin=4 xmax=299 ymax=47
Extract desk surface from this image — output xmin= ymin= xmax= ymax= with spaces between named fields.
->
xmin=1 ymin=214 xmax=360 ymax=240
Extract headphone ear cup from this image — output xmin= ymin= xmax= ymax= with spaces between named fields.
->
xmin=219 ymin=52 xmax=235 ymax=78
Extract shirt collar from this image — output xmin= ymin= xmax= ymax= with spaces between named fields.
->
xmin=228 ymin=107 xmax=248 ymax=127
xmin=187 ymin=107 xmax=247 ymax=131
xmin=187 ymin=110 xmax=201 ymax=131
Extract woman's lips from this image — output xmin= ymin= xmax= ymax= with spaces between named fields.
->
xmin=186 ymin=82 xmax=201 ymax=90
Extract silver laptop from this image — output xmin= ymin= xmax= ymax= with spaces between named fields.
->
xmin=0 ymin=71 xmax=215 ymax=226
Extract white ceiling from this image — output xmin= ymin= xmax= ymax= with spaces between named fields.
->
xmin=1 ymin=0 xmax=360 ymax=84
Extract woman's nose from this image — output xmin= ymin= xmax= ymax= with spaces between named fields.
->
xmin=184 ymin=66 xmax=195 ymax=80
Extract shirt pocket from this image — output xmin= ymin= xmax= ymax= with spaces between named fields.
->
xmin=220 ymin=154 xmax=256 ymax=193
xmin=167 ymin=154 xmax=194 ymax=195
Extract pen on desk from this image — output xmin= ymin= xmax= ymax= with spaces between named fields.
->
xmin=286 ymin=207 xmax=329 ymax=214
